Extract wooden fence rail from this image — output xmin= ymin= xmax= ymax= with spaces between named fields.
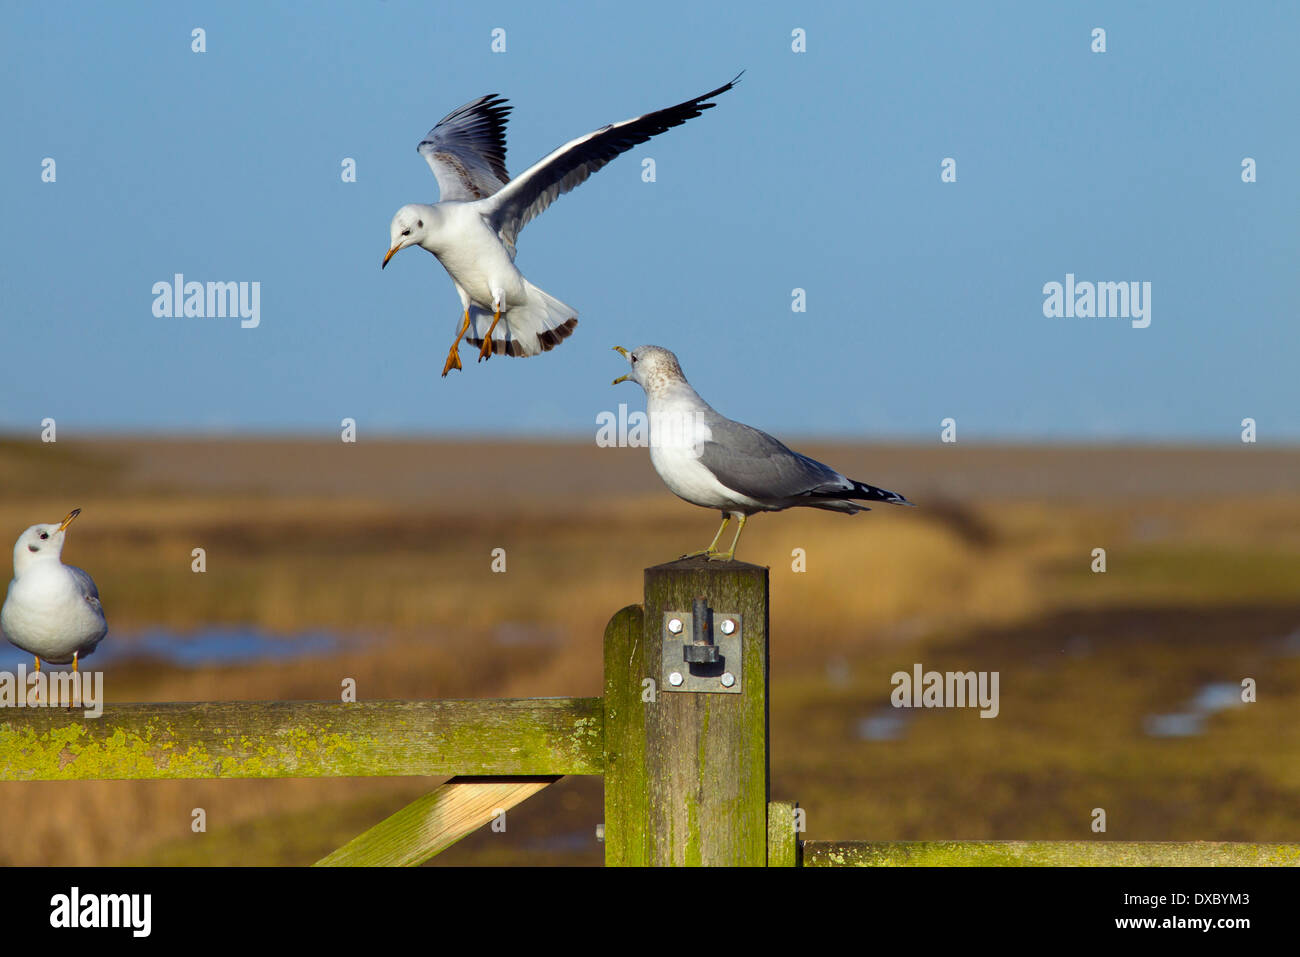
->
xmin=801 ymin=841 xmax=1300 ymax=867
xmin=0 ymin=698 xmax=603 ymax=780
xmin=1 ymin=558 xmax=1296 ymax=866
xmin=315 ymin=776 xmax=561 ymax=867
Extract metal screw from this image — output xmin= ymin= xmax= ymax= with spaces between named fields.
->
xmin=719 ymin=618 xmax=736 ymax=635
xmin=669 ymin=671 xmax=684 ymax=686
xmin=720 ymin=672 xmax=735 ymax=688
xmin=667 ymin=618 xmax=684 ymax=635
xmin=595 ymin=823 xmax=605 ymax=842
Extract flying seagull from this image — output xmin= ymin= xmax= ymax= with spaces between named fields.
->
xmin=1 ymin=509 xmax=107 ymax=674
xmin=613 ymin=346 xmax=914 ymax=560
xmin=383 ymin=76 xmax=741 ymax=376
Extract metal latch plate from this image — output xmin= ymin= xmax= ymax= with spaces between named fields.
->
xmin=660 ymin=611 xmax=742 ymax=694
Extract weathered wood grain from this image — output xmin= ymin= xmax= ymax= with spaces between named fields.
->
xmin=0 ymin=698 xmax=603 ymax=780
xmin=801 ymin=841 xmax=1300 ymax=867
xmin=602 ymin=603 xmax=649 ymax=866
xmin=641 ymin=558 xmax=770 ymax=865
xmin=767 ymin=801 xmax=798 ymax=867
xmin=315 ymin=775 xmax=559 ymax=866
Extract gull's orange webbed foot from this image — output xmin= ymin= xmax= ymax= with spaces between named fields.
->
xmin=478 ymin=309 xmax=502 ymax=362
xmin=442 ymin=309 xmax=471 ymax=377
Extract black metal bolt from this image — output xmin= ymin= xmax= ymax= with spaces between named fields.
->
xmin=683 ymin=596 xmax=721 ymax=664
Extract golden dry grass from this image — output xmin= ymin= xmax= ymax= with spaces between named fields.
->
xmin=0 ymin=437 xmax=1297 ymax=865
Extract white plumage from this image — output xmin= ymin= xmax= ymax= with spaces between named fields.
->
xmin=614 ymin=346 xmax=913 ymax=560
xmin=1 ymin=509 xmax=107 ymax=668
xmin=383 ymin=77 xmax=740 ymax=376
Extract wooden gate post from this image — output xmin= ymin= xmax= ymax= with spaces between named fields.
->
xmin=604 ymin=558 xmax=770 ymax=865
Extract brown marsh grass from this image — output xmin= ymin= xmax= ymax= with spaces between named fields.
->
xmin=0 ymin=438 xmax=1297 ymax=864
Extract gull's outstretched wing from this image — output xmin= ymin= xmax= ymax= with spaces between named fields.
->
xmin=417 ymin=95 xmax=513 ymax=202
xmin=483 ymin=74 xmax=740 ymax=253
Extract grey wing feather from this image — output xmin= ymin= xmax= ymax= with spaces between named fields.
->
xmin=484 ymin=75 xmax=740 ymax=252
xmin=418 ymin=95 xmax=513 ymax=202
xmin=66 ymin=566 xmax=102 ymax=610
xmin=698 ymin=419 xmax=851 ymax=503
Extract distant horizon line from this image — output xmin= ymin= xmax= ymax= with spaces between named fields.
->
xmin=0 ymin=429 xmax=1295 ymax=450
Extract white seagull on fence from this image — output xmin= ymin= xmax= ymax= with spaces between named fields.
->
xmin=1 ymin=509 xmax=108 ymax=674
xmin=613 ymin=347 xmax=914 ymax=561
xmin=383 ymin=75 xmax=741 ymax=376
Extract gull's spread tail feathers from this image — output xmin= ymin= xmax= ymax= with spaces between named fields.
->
xmin=464 ymin=280 xmax=578 ymax=357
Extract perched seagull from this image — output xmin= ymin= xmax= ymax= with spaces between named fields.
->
xmin=613 ymin=346 xmax=914 ymax=560
xmin=383 ymin=76 xmax=740 ymax=376
xmin=1 ymin=509 xmax=107 ymax=673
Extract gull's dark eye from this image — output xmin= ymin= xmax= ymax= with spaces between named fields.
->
xmin=401 ymin=229 xmax=411 ymax=237
xmin=631 ymin=355 xmax=638 ymax=363
xmin=39 ymin=532 xmax=48 ymax=540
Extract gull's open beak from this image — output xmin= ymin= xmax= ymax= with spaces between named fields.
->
xmin=611 ymin=346 xmax=631 ymax=385
xmin=57 ymin=508 xmax=81 ymax=532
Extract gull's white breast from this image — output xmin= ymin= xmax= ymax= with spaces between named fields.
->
xmin=1 ymin=564 xmax=106 ymax=660
xmin=431 ymin=205 xmax=527 ymax=307
xmin=646 ymin=398 xmax=762 ymax=513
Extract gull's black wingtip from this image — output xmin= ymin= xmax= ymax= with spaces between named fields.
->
xmin=887 ymin=490 xmax=918 ymax=508
xmin=849 ymin=480 xmax=916 ymax=508
xmin=697 ymin=71 xmax=745 ymax=104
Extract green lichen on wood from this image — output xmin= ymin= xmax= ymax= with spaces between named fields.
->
xmin=0 ymin=720 xmax=230 ymax=780
xmin=641 ymin=559 xmax=770 ymax=866
xmin=602 ymin=603 xmax=650 ymax=866
xmin=0 ymin=699 xmax=603 ymax=781
xmin=801 ymin=841 xmax=1300 ymax=867
xmin=767 ymin=801 xmax=798 ymax=867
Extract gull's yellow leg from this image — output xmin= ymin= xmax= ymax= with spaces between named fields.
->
xmin=477 ymin=308 xmax=503 ymax=361
xmin=710 ymin=514 xmax=748 ymax=562
xmin=70 ymin=653 xmax=79 ymax=710
xmin=680 ymin=516 xmax=730 ymax=560
xmin=32 ymin=657 xmax=40 ymax=705
xmin=441 ymin=309 xmax=471 ymax=377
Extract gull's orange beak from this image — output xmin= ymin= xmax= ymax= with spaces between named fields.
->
xmin=57 ymin=508 xmax=81 ymax=532
xmin=382 ymin=245 xmax=400 ymax=269
xmin=612 ymin=346 xmax=631 ymax=385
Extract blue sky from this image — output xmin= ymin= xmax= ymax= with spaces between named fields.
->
xmin=2 ymin=1 xmax=1296 ymax=441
